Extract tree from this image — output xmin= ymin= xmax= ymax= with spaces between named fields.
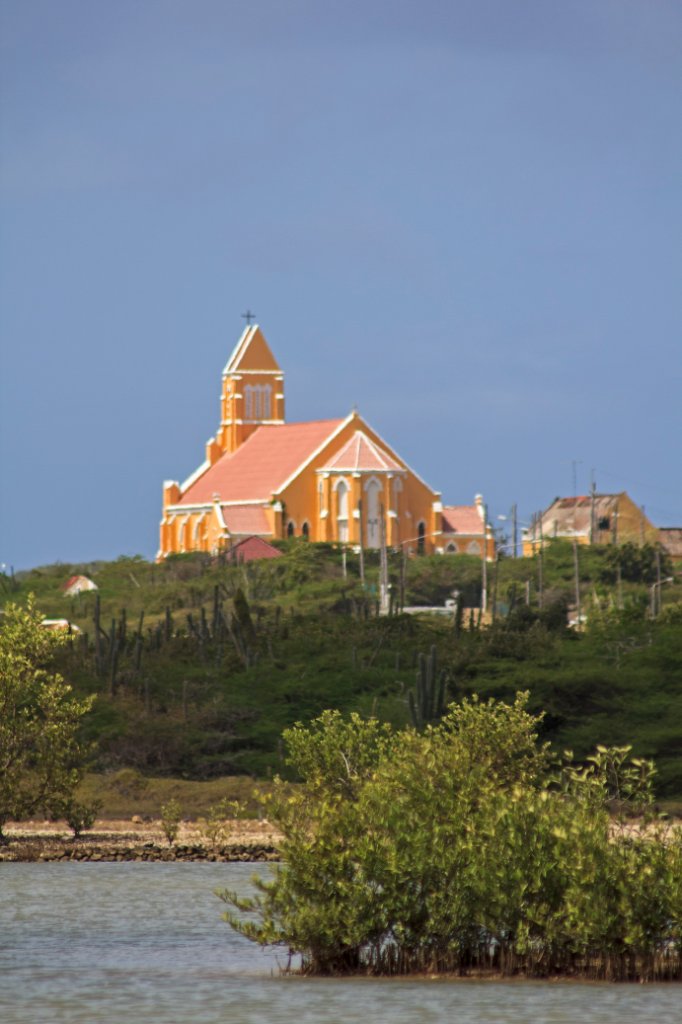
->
xmin=220 ymin=697 xmax=682 ymax=979
xmin=0 ymin=597 xmax=95 ymax=841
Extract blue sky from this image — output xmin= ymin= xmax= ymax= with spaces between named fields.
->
xmin=1 ymin=0 xmax=680 ymax=569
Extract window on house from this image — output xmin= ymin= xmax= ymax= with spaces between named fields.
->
xmin=597 ymin=516 xmax=611 ymax=531
xmin=287 ymin=521 xmax=295 ymax=538
xmin=244 ymin=385 xmax=253 ymax=419
xmin=302 ymin=522 xmax=310 ymax=540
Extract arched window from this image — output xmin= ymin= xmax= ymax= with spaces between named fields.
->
xmin=261 ymin=384 xmax=272 ymax=419
xmin=365 ymin=477 xmax=382 ymax=548
xmin=417 ymin=520 xmax=426 ymax=556
xmin=336 ymin=479 xmax=349 ymax=542
xmin=302 ymin=522 xmax=310 ymax=540
xmin=244 ymin=385 xmax=253 ymax=420
xmin=287 ymin=521 xmax=295 ymax=538
xmin=467 ymin=540 xmax=481 ymax=555
xmin=392 ymin=476 xmax=402 ymax=513
xmin=446 ymin=542 xmax=457 ymax=554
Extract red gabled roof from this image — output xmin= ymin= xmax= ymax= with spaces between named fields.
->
xmin=321 ymin=430 xmax=402 ymax=473
xmin=179 ymin=419 xmax=344 ymax=505
xmin=221 ymin=504 xmax=270 ymax=535
xmin=226 ymin=536 xmax=282 ymax=563
xmin=442 ymin=505 xmax=484 ymax=535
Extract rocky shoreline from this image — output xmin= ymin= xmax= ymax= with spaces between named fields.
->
xmin=0 ymin=818 xmax=283 ymax=863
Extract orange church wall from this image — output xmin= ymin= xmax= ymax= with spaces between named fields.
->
xmin=272 ymin=415 xmax=442 ymax=553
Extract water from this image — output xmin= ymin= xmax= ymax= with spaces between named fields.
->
xmin=1 ymin=863 xmax=679 ymax=1024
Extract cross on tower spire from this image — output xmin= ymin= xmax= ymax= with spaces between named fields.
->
xmin=241 ymin=309 xmax=256 ymax=326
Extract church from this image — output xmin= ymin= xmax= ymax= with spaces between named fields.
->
xmin=158 ymin=325 xmax=494 ymax=560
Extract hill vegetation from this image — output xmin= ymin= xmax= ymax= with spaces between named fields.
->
xmin=2 ymin=539 xmax=681 ymax=798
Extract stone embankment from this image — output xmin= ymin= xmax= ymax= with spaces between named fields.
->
xmin=0 ymin=818 xmax=282 ymax=863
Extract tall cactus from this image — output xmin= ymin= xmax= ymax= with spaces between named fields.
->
xmin=409 ymin=645 xmax=447 ymax=729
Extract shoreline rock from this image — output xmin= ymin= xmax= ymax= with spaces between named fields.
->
xmin=0 ymin=840 xmax=280 ymax=863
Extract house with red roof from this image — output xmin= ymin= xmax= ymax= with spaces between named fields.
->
xmin=158 ymin=325 xmax=493 ymax=560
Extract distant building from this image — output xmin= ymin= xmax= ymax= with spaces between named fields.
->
xmin=62 ymin=575 xmax=98 ymax=597
xmin=441 ymin=497 xmax=495 ymax=561
xmin=158 ymin=324 xmax=491 ymax=560
xmin=522 ymin=492 xmax=658 ymax=555
xmin=41 ymin=618 xmax=81 ymax=633
xmin=224 ymin=536 xmax=283 ymax=564
xmin=659 ymin=528 xmax=682 ymax=561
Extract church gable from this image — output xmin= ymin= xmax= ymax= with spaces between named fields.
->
xmin=321 ymin=430 xmax=403 ymax=474
xmin=223 ymin=325 xmax=281 ymax=375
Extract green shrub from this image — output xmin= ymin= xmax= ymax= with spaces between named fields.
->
xmin=220 ymin=697 xmax=682 ymax=980
xmin=160 ymin=798 xmax=182 ymax=845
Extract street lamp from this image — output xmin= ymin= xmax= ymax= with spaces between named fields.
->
xmin=650 ymin=577 xmax=674 ymax=618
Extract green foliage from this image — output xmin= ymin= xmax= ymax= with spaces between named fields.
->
xmin=60 ymin=796 xmax=102 ymax=838
xmin=199 ymin=797 xmax=244 ymax=849
xmin=3 ymin=548 xmax=681 ymax=798
xmin=159 ymin=798 xmax=182 ymax=845
xmin=0 ymin=598 xmax=95 ymax=839
xmin=221 ymin=698 xmax=682 ymax=980
xmin=599 ymin=543 xmax=672 ymax=584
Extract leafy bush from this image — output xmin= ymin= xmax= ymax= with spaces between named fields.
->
xmin=160 ymin=798 xmax=182 ymax=845
xmin=221 ymin=698 xmax=682 ymax=980
xmin=0 ymin=598 xmax=95 ymax=840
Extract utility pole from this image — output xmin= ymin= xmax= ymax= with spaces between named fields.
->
xmin=481 ymin=503 xmax=488 ymax=614
xmin=379 ymin=503 xmax=389 ymax=615
xmin=573 ymin=540 xmax=581 ymax=630
xmin=537 ymin=510 xmax=544 ymax=611
xmin=491 ymin=553 xmax=500 ymax=624
xmin=617 ymin=559 xmax=623 ymax=610
xmin=511 ymin=503 xmax=518 ymax=559
xmin=655 ymin=547 xmax=662 ymax=617
xmin=589 ymin=476 xmax=596 ymax=545
xmin=357 ymin=499 xmax=365 ymax=585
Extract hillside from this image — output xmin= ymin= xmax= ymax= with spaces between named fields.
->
xmin=2 ymin=540 xmax=681 ymax=796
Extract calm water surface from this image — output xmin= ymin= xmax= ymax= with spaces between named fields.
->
xmin=1 ymin=863 xmax=679 ymax=1024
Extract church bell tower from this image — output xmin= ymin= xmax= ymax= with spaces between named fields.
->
xmin=216 ymin=324 xmax=285 ymax=455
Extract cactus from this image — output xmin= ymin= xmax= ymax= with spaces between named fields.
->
xmin=93 ymin=593 xmax=103 ymax=678
xmin=409 ymin=645 xmax=446 ymax=729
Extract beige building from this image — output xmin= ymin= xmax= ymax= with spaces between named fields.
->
xmin=522 ymin=492 xmax=658 ymax=555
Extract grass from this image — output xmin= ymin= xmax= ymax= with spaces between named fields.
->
xmin=76 ymin=770 xmax=272 ymax=819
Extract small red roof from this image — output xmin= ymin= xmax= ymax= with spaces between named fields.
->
xmin=179 ymin=419 xmax=344 ymax=505
xmin=225 ymin=536 xmax=283 ymax=563
xmin=321 ymin=430 xmax=402 ymax=473
xmin=442 ymin=505 xmax=484 ymax=535
xmin=221 ymin=505 xmax=270 ymax=536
